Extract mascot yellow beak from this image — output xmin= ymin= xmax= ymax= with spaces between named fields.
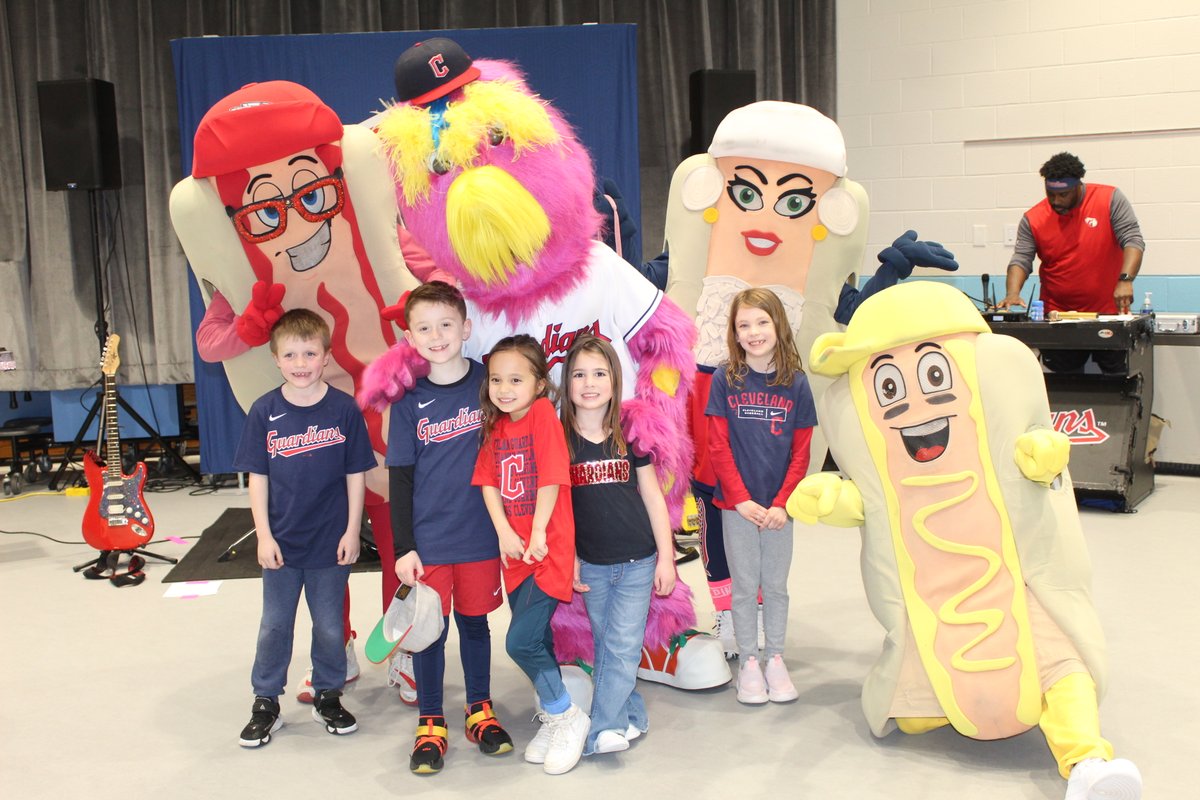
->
xmin=445 ymin=165 xmax=552 ymax=286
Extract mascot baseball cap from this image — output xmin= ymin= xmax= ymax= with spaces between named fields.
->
xmin=709 ymin=101 xmax=847 ymax=178
xmin=394 ymin=37 xmax=481 ymax=106
xmin=809 ymin=281 xmax=989 ymax=378
xmin=364 ymin=582 xmax=445 ymax=663
xmin=191 ymin=81 xmax=343 ymax=178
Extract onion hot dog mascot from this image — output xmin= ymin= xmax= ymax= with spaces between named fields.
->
xmin=663 ymin=102 xmax=958 ymax=652
xmin=361 ymin=39 xmax=730 ymax=691
xmin=170 ymin=81 xmax=425 ymax=701
xmin=786 ymin=281 xmax=1141 ymax=800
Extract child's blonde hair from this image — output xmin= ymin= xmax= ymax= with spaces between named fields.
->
xmin=724 ymin=287 xmax=802 ymax=388
xmin=479 ymin=334 xmax=554 ymax=441
xmin=270 ymin=308 xmax=330 ymax=353
xmin=559 ymin=334 xmax=626 ymax=460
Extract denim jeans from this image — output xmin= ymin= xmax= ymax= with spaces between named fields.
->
xmin=579 ymin=555 xmax=655 ymax=754
xmin=251 ymin=563 xmax=350 ymax=698
xmin=505 ymin=576 xmax=567 ymax=709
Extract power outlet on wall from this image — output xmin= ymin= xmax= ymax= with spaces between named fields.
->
xmin=1004 ymin=223 xmax=1018 ymax=247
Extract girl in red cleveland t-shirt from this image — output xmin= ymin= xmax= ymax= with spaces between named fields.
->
xmin=471 ymin=334 xmax=584 ymax=772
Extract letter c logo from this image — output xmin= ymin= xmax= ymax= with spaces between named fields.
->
xmin=428 ymin=54 xmax=448 ymax=78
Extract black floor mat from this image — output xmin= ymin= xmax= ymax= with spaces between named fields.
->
xmin=161 ymin=508 xmax=381 ymax=583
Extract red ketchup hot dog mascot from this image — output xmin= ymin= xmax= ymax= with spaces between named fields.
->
xmin=360 ymin=38 xmax=731 ymax=692
xmin=169 ymin=81 xmax=425 ymax=703
xmin=786 ymin=281 xmax=1142 ymax=800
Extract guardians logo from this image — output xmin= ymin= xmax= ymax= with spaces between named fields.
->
xmin=541 ymin=321 xmax=612 ymax=369
xmin=267 ymin=425 xmax=347 ymax=457
xmin=417 ymin=407 xmax=483 ymax=444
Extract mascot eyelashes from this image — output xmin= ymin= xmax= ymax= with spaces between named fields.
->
xmin=360 ymin=38 xmax=730 ymax=691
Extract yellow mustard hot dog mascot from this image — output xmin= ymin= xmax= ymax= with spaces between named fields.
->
xmin=786 ymin=281 xmax=1141 ymax=800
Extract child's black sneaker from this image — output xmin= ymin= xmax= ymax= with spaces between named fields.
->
xmin=410 ymin=716 xmax=448 ymax=774
xmin=311 ymin=688 xmax=357 ymax=735
xmin=465 ymin=699 xmax=513 ymax=755
xmin=238 ymin=695 xmax=282 ymax=748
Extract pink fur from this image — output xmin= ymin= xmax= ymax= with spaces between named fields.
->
xmin=625 ymin=297 xmax=697 ymax=519
xmin=551 ymin=581 xmax=699 ymax=664
xmin=356 ymin=341 xmax=430 ymax=411
xmin=395 ymin=59 xmax=601 ymax=327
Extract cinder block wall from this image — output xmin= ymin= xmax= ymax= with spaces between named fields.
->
xmin=837 ymin=0 xmax=1200 ymax=304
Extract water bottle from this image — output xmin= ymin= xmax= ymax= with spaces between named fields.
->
xmin=1140 ymin=292 xmax=1153 ymax=315
xmin=1029 ymin=300 xmax=1044 ymax=321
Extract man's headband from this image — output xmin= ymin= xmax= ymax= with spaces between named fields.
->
xmin=1045 ymin=176 xmax=1081 ymax=191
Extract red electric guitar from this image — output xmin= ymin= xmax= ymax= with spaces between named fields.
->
xmin=82 ymin=334 xmax=155 ymax=551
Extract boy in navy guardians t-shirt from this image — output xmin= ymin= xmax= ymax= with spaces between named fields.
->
xmin=233 ymin=309 xmax=377 ymax=748
xmin=387 ymin=282 xmax=512 ymax=774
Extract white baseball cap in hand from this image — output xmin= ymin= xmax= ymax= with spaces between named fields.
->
xmin=364 ymin=582 xmax=445 ymax=663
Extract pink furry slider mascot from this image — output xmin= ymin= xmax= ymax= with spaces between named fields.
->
xmin=360 ymin=38 xmax=729 ymax=690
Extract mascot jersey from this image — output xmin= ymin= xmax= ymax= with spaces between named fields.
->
xmin=464 ymin=241 xmax=662 ymax=397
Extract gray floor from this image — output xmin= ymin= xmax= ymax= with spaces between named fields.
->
xmin=2 ymin=474 xmax=1195 ymax=798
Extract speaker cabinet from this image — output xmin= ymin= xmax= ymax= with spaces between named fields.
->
xmin=37 ymin=78 xmax=121 ymax=191
xmin=688 ymin=69 xmax=756 ymax=156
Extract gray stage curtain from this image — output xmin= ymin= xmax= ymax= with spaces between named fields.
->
xmin=0 ymin=0 xmax=834 ymax=392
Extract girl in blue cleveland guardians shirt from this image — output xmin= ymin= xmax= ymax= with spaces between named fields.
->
xmin=705 ymin=288 xmax=815 ymax=706
xmin=560 ymin=334 xmax=676 ymax=758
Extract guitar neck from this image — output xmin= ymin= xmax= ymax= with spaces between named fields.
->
xmin=104 ymin=373 xmax=121 ymax=477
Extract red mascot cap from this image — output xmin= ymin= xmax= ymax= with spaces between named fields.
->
xmin=191 ymin=81 xmax=343 ymax=178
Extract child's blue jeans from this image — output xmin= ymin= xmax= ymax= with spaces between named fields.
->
xmin=251 ymin=563 xmax=350 ymax=698
xmin=505 ymin=576 xmax=567 ymax=709
xmin=579 ymin=554 xmax=655 ymax=754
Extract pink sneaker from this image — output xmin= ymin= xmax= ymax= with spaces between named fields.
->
xmin=736 ymin=656 xmax=768 ymax=704
xmin=763 ymin=655 xmax=798 ymax=702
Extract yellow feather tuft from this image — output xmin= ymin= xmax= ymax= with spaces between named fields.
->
xmin=445 ymin=165 xmax=550 ymax=284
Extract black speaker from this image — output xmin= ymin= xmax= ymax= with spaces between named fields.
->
xmin=688 ymin=69 xmax=756 ymax=156
xmin=37 ymin=78 xmax=121 ymax=191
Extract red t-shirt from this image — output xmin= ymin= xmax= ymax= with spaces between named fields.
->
xmin=472 ymin=397 xmax=575 ymax=602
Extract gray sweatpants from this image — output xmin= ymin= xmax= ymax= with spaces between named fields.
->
xmin=721 ymin=510 xmax=794 ymax=660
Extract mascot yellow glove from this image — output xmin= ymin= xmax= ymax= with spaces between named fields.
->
xmin=786 ymin=472 xmax=865 ymax=527
xmin=1014 ymin=428 xmax=1071 ymax=486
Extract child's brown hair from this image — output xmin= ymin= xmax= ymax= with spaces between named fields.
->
xmin=559 ymin=334 xmax=626 ymax=460
xmin=724 ymin=287 xmax=802 ymax=388
xmin=479 ymin=334 xmax=554 ymax=442
xmin=404 ymin=280 xmax=467 ymax=325
xmin=270 ymin=308 xmax=330 ymax=353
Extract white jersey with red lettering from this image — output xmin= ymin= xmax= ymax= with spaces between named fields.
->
xmin=464 ymin=241 xmax=662 ymax=399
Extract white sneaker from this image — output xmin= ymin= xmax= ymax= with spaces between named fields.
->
xmin=625 ymin=724 xmax=642 ymax=742
xmin=296 ymin=638 xmax=360 ymax=703
xmin=524 ymin=713 xmax=554 ymax=764
xmin=387 ymin=650 xmax=417 ymax=706
xmin=735 ymin=656 xmax=769 ymax=704
xmin=713 ymin=610 xmax=736 ymax=659
xmin=593 ymin=729 xmax=630 ymax=754
xmin=757 ymin=604 xmax=766 ymax=651
xmin=542 ymin=703 xmax=590 ymax=775
xmin=1064 ymin=757 xmax=1142 ymax=800
xmin=763 ymin=654 xmax=799 ymax=702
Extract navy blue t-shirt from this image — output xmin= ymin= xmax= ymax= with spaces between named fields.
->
xmin=233 ymin=385 xmax=377 ymax=568
xmin=705 ymin=367 xmax=817 ymax=507
xmin=386 ymin=360 xmax=497 ymax=565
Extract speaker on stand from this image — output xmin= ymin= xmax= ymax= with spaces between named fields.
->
xmin=688 ymin=69 xmax=757 ymax=156
xmin=36 ymin=79 xmax=199 ymax=496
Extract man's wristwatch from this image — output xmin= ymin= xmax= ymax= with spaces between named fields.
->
xmin=1118 ymin=273 xmax=1135 ymax=281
